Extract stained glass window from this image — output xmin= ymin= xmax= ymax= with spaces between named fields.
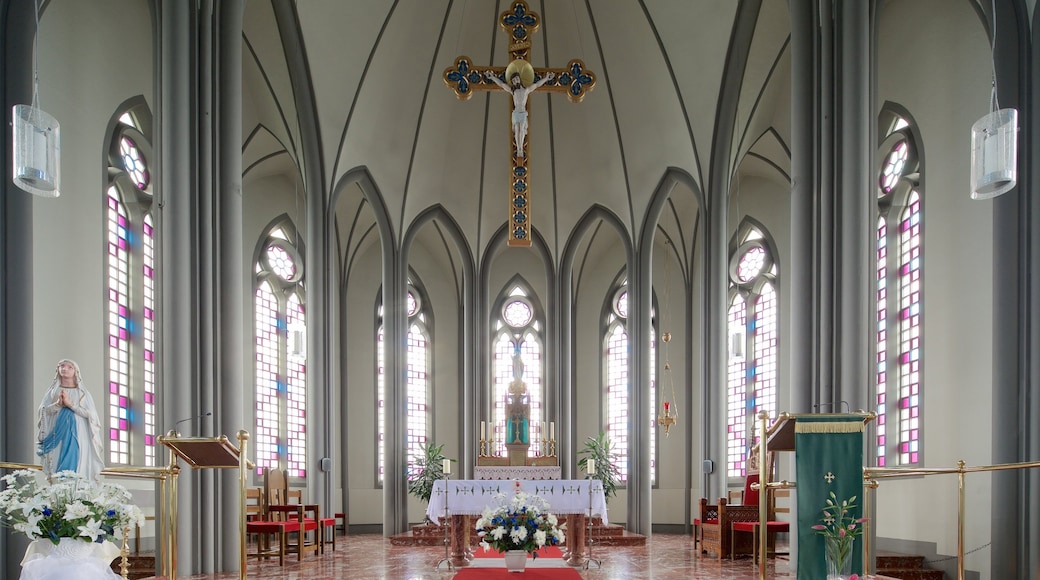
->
xmin=142 ymin=214 xmax=157 ymax=466
xmin=876 ymin=115 xmax=922 ymax=468
xmin=603 ymin=281 xmax=657 ymax=485
xmin=876 ymin=217 xmax=888 ymax=467
xmin=105 ymin=108 xmax=159 ymax=468
xmin=898 ymin=192 xmax=921 ymax=465
xmin=377 ymin=289 xmax=430 ymax=483
xmin=106 ymin=190 xmax=131 ymax=465
xmin=726 ymin=232 xmax=778 ymax=477
xmin=253 ymin=227 xmax=306 ymax=477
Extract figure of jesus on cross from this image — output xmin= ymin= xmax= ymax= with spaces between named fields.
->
xmin=484 ymin=65 xmax=555 ymax=158
xmin=443 ymin=0 xmax=595 ymax=246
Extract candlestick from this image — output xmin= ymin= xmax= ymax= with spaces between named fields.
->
xmin=480 ymin=421 xmax=486 ymax=439
xmin=442 ymin=458 xmax=451 ymax=475
xmin=550 ymin=421 xmax=555 ymax=440
xmin=587 ymin=459 xmax=595 ymax=476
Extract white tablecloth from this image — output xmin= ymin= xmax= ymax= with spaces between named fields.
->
xmin=473 ymin=465 xmax=561 ymax=480
xmin=426 ymin=479 xmax=607 ymax=525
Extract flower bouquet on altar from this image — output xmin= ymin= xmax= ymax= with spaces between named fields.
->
xmin=475 ymin=490 xmax=566 ymax=558
xmin=0 ymin=470 xmax=145 ymax=580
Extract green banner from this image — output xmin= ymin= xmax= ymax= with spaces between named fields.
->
xmin=794 ymin=416 xmax=864 ymax=579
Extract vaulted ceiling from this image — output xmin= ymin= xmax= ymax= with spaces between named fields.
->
xmin=241 ymin=0 xmax=792 ymax=274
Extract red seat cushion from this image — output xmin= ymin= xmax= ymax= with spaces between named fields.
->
xmin=247 ymin=520 xmax=301 ymax=533
xmin=732 ymin=521 xmax=790 ymax=533
xmin=705 ymin=519 xmax=718 ymax=525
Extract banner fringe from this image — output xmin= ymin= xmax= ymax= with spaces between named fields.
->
xmin=795 ymin=421 xmax=864 ymax=434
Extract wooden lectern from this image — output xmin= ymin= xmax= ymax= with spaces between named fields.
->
xmin=158 ymin=431 xmax=253 ymax=580
xmin=753 ymin=412 xmax=875 ymax=580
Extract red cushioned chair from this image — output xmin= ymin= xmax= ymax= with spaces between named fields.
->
xmin=246 ymin=468 xmax=321 ymax=565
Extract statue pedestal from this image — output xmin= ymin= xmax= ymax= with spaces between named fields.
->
xmin=505 ymin=443 xmax=530 ymax=466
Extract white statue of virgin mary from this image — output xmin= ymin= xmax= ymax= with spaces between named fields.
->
xmin=36 ymin=359 xmax=106 ymax=481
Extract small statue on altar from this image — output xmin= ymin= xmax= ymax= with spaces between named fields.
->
xmin=505 ymin=344 xmax=530 ymax=444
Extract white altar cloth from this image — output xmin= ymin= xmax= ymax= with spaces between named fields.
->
xmin=427 ymin=479 xmax=607 ymax=525
xmin=473 ymin=465 xmax=561 ymax=480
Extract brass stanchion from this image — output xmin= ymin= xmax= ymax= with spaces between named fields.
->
xmin=957 ymin=459 xmax=966 ymax=580
xmin=757 ymin=411 xmax=768 ymax=580
xmin=238 ymin=430 xmax=250 ymax=580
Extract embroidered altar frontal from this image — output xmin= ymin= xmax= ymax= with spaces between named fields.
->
xmin=426 ymin=479 xmax=607 ymax=525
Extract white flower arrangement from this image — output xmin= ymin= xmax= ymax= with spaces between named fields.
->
xmin=475 ymin=490 xmax=565 ymax=556
xmin=0 ymin=470 xmax=144 ymax=545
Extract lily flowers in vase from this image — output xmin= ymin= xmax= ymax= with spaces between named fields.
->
xmin=811 ymin=491 xmax=867 ymax=579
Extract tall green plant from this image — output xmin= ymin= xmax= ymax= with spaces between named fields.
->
xmin=577 ymin=431 xmax=621 ymax=503
xmin=407 ymin=442 xmax=453 ymax=507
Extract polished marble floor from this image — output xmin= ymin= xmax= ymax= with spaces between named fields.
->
xmin=169 ymin=533 xmax=795 ymax=580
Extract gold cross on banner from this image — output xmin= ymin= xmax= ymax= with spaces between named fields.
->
xmin=443 ymin=0 xmax=595 ymax=247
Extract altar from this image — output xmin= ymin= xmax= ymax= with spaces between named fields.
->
xmin=427 ymin=479 xmax=608 ymax=567
xmin=427 ymin=479 xmax=607 ymax=525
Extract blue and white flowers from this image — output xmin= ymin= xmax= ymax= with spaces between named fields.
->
xmin=475 ymin=490 xmax=565 ymax=557
xmin=0 ymin=470 xmax=144 ymax=545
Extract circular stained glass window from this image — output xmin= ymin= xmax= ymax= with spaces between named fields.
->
xmin=120 ymin=136 xmax=149 ymax=190
xmin=503 ymin=298 xmax=533 ymax=328
xmin=736 ymin=246 xmax=766 ymax=283
xmin=879 ymin=140 xmax=908 ymax=196
xmin=406 ymin=290 xmax=420 ymax=317
xmin=614 ymin=290 xmax=628 ymax=319
xmin=266 ymin=243 xmax=296 ymax=281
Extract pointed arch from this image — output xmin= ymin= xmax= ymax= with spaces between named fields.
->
xmin=103 ymin=98 xmax=159 ymax=466
xmin=725 ymin=219 xmax=779 ymax=477
xmin=252 ymin=217 xmax=308 ymax=477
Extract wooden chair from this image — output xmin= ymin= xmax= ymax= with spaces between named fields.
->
xmin=276 ymin=470 xmax=336 ymax=553
xmin=699 ymin=474 xmax=764 ymax=559
xmin=699 ymin=497 xmax=761 ymax=559
xmin=730 ymin=487 xmax=790 ymax=562
xmin=245 ymin=469 xmax=319 ymax=565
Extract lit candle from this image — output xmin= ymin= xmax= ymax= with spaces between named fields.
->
xmin=587 ymin=459 xmax=596 ymax=476
xmin=550 ymin=422 xmax=555 ymax=440
xmin=442 ymin=458 xmax=451 ymax=475
xmin=480 ymin=421 xmax=486 ymax=439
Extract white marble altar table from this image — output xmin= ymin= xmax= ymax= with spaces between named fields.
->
xmin=427 ymin=479 xmax=608 ymax=525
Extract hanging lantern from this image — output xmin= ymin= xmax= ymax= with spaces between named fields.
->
xmin=970 ymin=107 xmax=1017 ymax=200
xmin=12 ymin=104 xmax=60 ymax=197
xmin=656 ymin=331 xmax=678 ymax=436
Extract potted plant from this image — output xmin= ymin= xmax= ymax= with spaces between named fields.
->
xmin=577 ymin=431 xmax=621 ymax=504
xmin=475 ymin=489 xmax=565 ymax=572
xmin=407 ymin=442 xmax=453 ymax=522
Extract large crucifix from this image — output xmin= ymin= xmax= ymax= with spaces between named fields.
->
xmin=443 ymin=0 xmax=595 ymax=247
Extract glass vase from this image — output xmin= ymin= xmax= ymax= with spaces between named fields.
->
xmin=824 ymin=536 xmax=853 ymax=580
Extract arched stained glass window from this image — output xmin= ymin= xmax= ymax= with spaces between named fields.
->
xmin=105 ymin=105 xmax=159 ymax=466
xmin=253 ymin=225 xmax=307 ymax=478
xmin=491 ymin=284 xmax=544 ymax=458
xmin=602 ymin=279 xmax=657 ymax=485
xmin=376 ymin=284 xmax=431 ymax=484
xmin=876 ymin=112 xmax=922 ymax=468
xmin=726 ymin=227 xmax=779 ymax=477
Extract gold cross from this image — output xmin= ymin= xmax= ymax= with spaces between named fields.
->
xmin=443 ymin=1 xmax=595 ymax=247
xmin=824 ymin=471 xmax=836 ymax=483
